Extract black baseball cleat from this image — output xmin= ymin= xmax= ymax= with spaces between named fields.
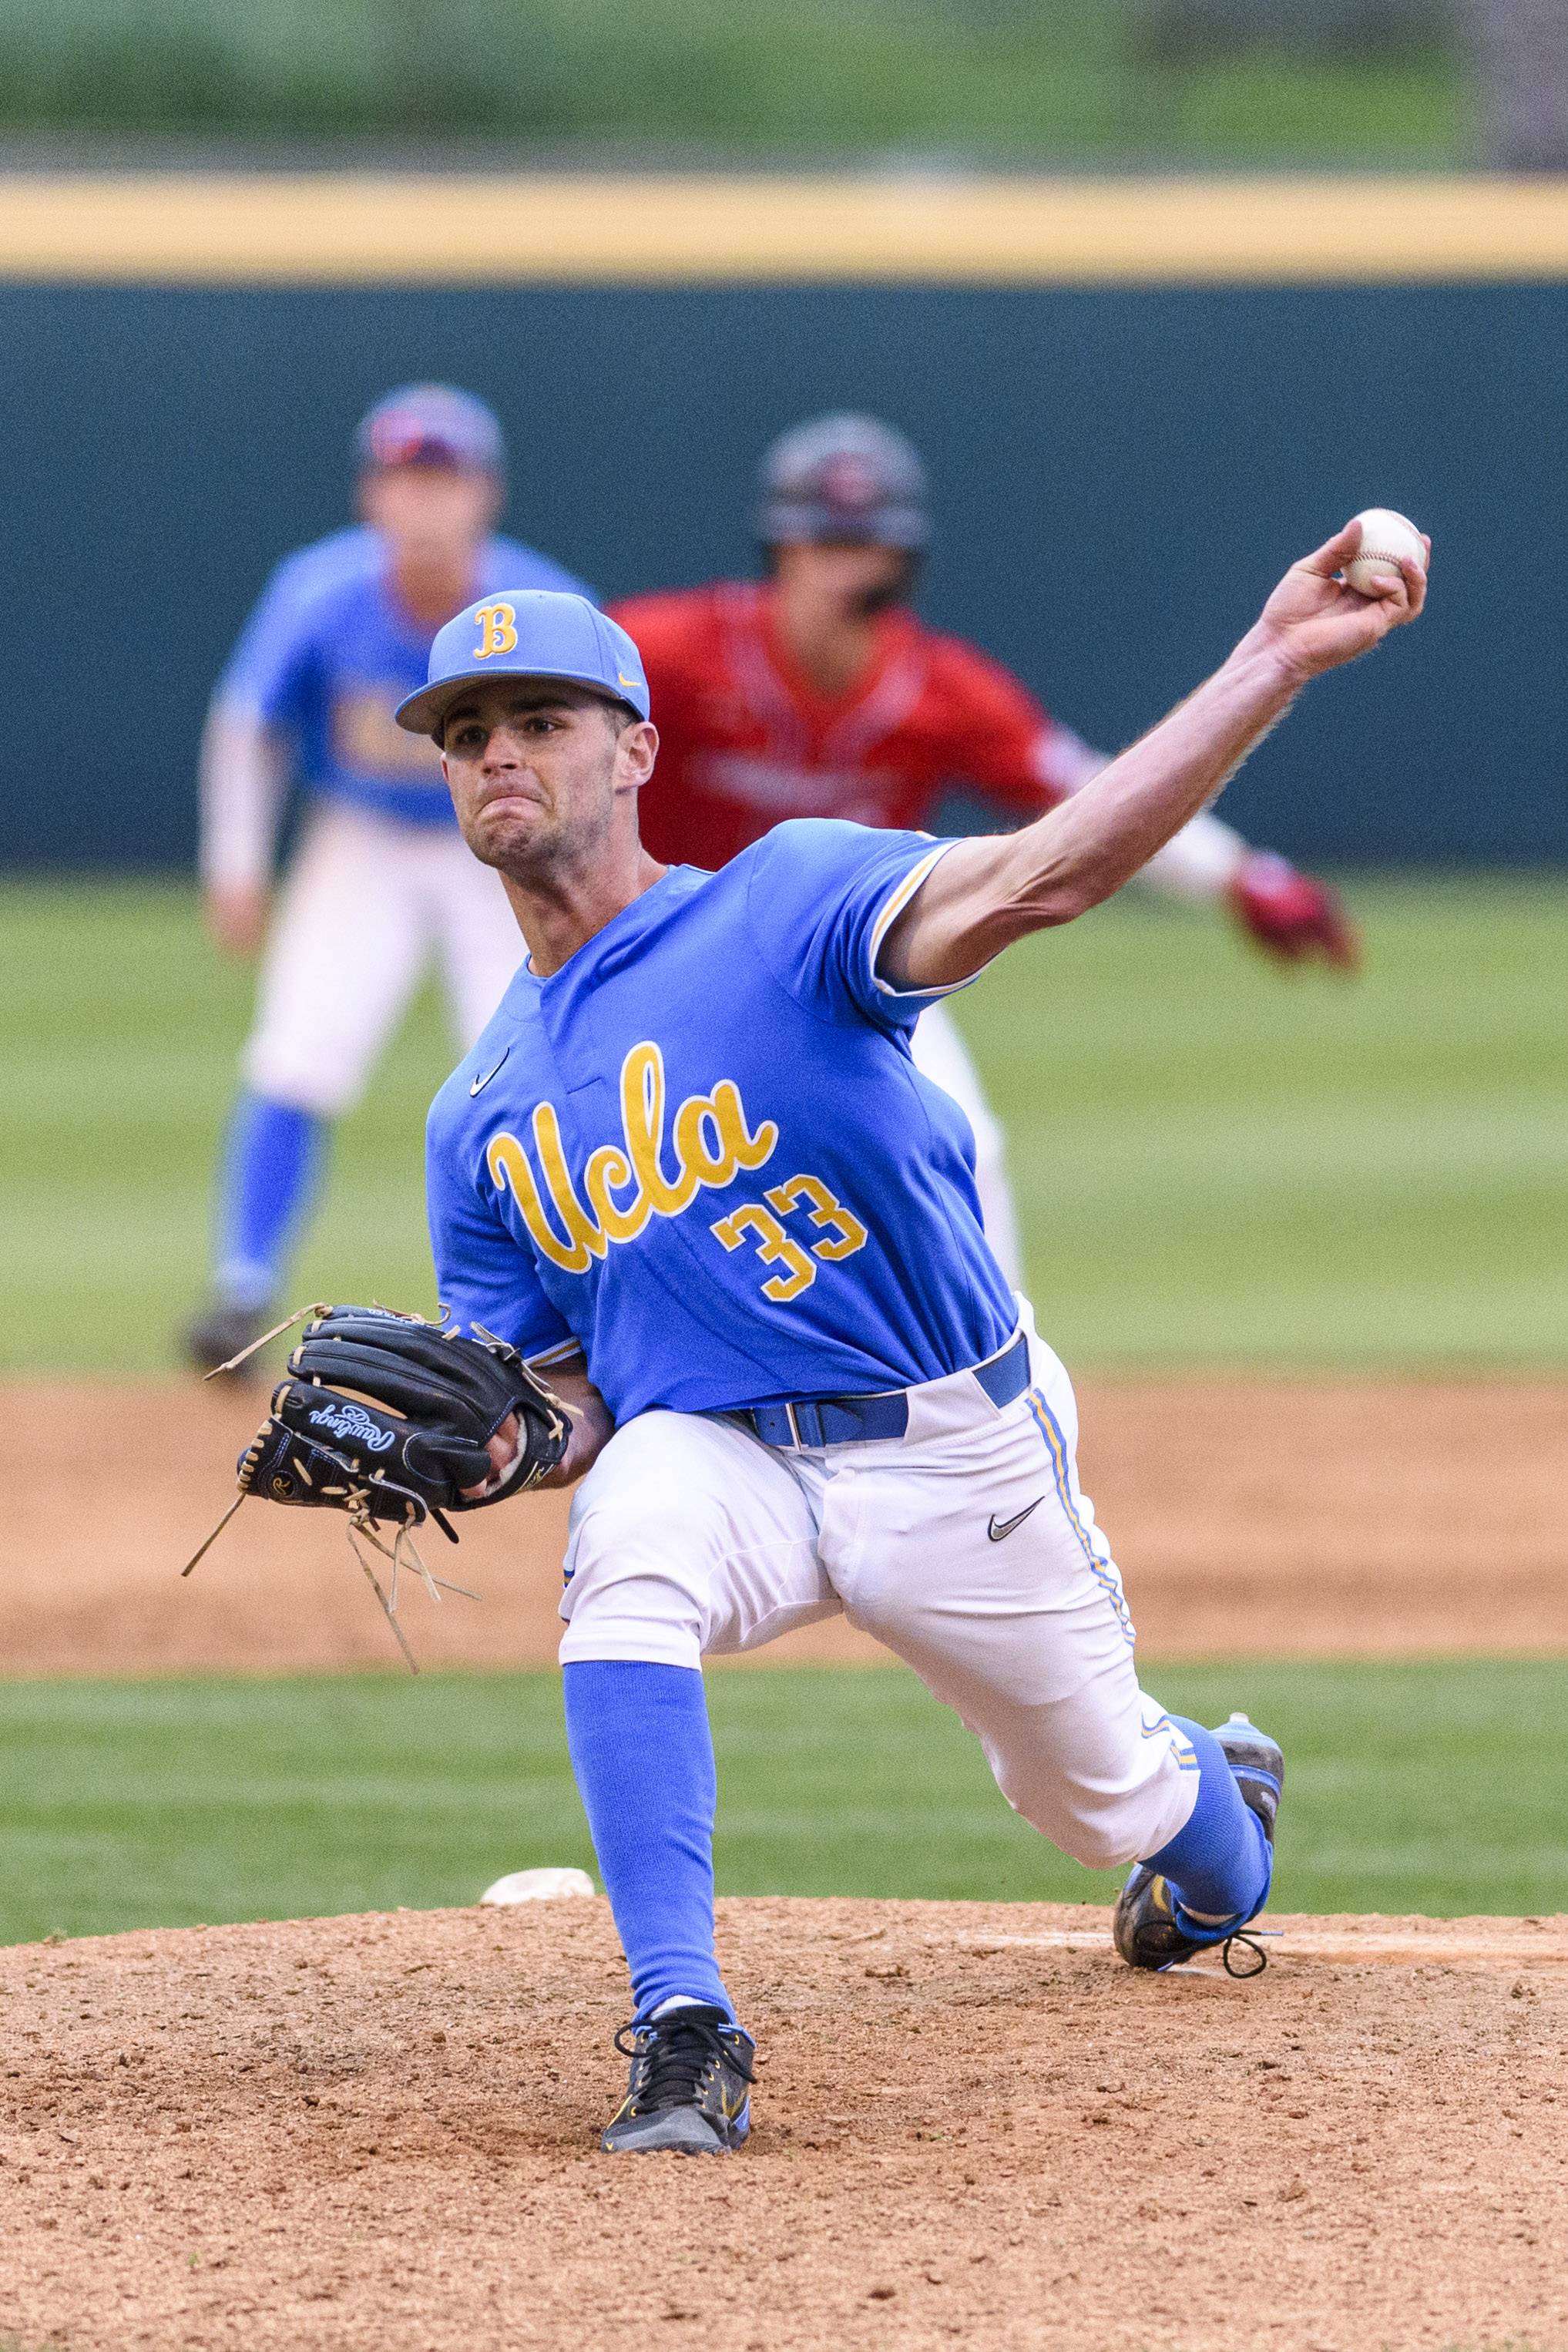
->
xmin=1115 ymin=1712 xmax=1284 ymax=1977
xmin=601 ymin=2004 xmax=755 ymax=2155
xmin=183 ymin=1301 xmax=270 ymax=1379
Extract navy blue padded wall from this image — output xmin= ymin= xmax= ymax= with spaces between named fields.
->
xmin=0 ymin=280 xmax=1560 ymax=867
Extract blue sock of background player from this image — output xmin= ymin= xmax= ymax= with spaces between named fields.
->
xmin=565 ymin=1672 xmax=1267 ymax=2010
xmin=563 ymin=1661 xmax=735 ymax=2020
xmin=211 ymin=1090 xmax=328 ymax=1312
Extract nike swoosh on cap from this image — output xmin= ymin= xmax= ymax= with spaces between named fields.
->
xmin=987 ymin=1496 xmax=1044 ymax=1543
xmin=469 ymin=1048 xmax=509 ymax=1097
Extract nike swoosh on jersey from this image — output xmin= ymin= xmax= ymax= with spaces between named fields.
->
xmin=987 ymin=1496 xmax=1044 ymax=1543
xmin=469 ymin=1049 xmax=509 ymax=1097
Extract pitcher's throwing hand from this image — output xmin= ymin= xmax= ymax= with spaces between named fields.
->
xmin=1257 ymin=515 xmax=1429 ymax=677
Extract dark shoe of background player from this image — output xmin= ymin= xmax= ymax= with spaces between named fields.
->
xmin=183 ymin=1300 xmax=270 ymax=1379
xmin=601 ymin=2004 xmax=755 ymax=2154
xmin=1114 ymin=1712 xmax=1284 ymax=1974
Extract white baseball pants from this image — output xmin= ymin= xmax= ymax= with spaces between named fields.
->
xmin=559 ymin=1306 xmax=1197 ymax=1873
xmin=908 ymin=1001 xmax=1022 ymax=1289
xmin=243 ymin=802 xmax=525 ymax=1117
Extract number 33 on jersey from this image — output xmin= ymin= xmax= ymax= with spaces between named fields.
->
xmin=426 ymin=820 xmax=1021 ymax=1426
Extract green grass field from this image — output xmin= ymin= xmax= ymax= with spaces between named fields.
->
xmin=0 ymin=1661 xmax=1563 ymax=1947
xmin=5 ymin=873 xmax=1566 ymax=1374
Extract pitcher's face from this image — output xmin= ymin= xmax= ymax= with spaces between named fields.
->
xmin=441 ymin=681 xmax=655 ymax=879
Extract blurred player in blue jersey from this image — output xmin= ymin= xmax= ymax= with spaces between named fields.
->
xmin=185 ymin=384 xmax=590 ymax=1373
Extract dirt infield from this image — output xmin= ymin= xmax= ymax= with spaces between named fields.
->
xmin=0 ymin=1895 xmax=1563 ymax=2351
xmin=5 ymin=1375 xmax=1568 ymax=1675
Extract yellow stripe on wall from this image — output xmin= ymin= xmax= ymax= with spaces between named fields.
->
xmin=4 ymin=173 xmax=1568 ymax=286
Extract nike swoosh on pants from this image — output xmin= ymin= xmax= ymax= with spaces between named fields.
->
xmin=987 ymin=1496 xmax=1044 ymax=1543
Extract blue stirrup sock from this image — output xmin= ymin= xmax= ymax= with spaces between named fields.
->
xmin=562 ymin=1660 xmax=734 ymax=2024
xmin=1143 ymin=1716 xmax=1272 ymax=1937
xmin=213 ymin=1090 xmax=327 ymax=1309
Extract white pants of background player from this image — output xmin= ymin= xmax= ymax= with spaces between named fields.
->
xmin=907 ymin=1001 xmax=1021 ymax=1287
xmin=243 ymin=801 xmax=525 ymax=1115
xmin=559 ymin=1304 xmax=1197 ymax=1872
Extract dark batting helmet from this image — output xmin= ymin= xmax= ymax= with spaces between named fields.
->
xmin=757 ymin=413 xmax=930 ymax=551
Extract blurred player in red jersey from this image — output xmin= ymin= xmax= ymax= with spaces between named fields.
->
xmin=610 ymin=413 xmax=1357 ymax=1283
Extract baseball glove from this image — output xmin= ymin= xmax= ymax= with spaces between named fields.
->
xmin=183 ymin=1305 xmax=574 ymax=1670
xmin=1229 ymin=852 xmax=1360 ymax=969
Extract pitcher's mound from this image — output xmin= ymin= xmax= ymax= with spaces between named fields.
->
xmin=2 ymin=1897 xmax=1564 ymax=2350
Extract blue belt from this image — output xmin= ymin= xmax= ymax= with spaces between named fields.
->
xmin=740 ymin=1330 xmax=1030 ymax=1452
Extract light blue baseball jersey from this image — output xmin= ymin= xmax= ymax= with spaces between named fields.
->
xmin=215 ymin=526 xmax=592 ymax=828
xmin=426 ymin=820 xmax=1019 ymax=1422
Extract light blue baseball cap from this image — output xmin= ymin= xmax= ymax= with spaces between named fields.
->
xmin=395 ymin=590 xmax=650 ymax=740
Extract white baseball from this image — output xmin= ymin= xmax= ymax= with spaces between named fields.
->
xmin=1344 ymin=507 xmax=1426 ymax=598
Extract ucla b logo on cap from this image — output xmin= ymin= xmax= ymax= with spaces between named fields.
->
xmin=474 ymin=603 xmax=518 ymax=657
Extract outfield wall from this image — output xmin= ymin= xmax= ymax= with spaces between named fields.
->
xmin=2 ymin=174 xmax=1565 ymax=870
